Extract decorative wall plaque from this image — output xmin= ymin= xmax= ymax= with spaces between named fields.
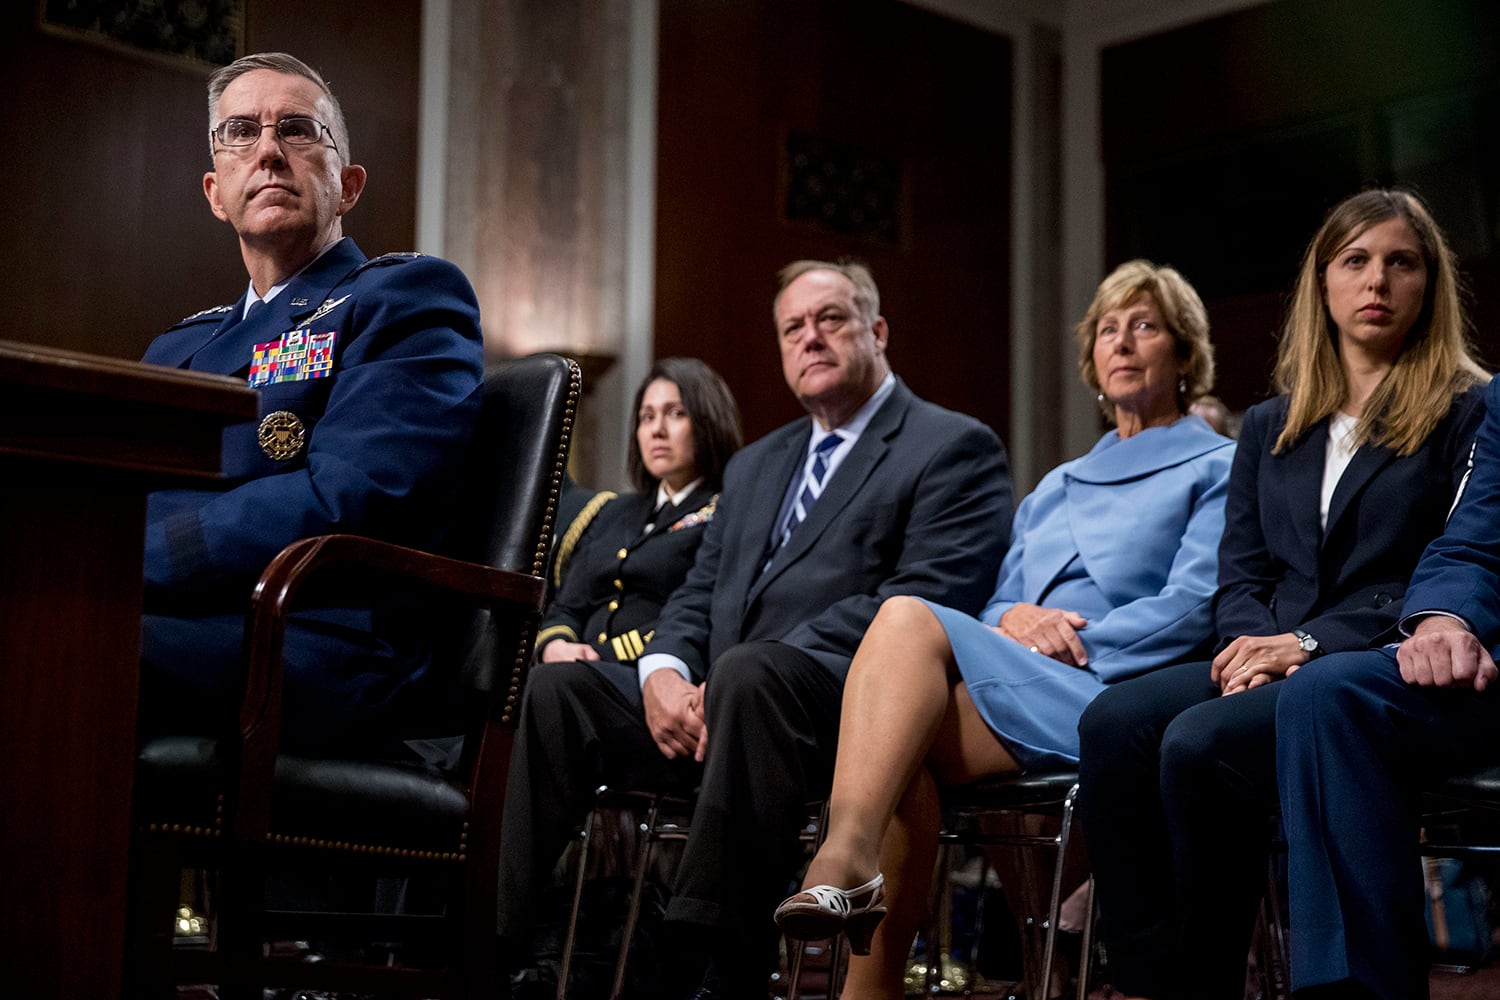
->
xmin=38 ymin=0 xmax=245 ymax=72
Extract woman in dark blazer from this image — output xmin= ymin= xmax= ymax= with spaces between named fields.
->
xmin=533 ymin=357 xmax=741 ymax=693
xmin=1077 ymin=189 xmax=1490 ymax=1000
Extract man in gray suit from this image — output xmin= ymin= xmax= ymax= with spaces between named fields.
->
xmin=498 ymin=260 xmax=1012 ymax=998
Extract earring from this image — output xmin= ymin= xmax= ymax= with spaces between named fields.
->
xmin=1178 ymin=378 xmax=1187 ymax=395
xmin=1096 ymin=392 xmax=1105 ymax=403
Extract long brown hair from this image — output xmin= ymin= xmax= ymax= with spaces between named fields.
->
xmin=1273 ymin=189 xmax=1487 ymax=455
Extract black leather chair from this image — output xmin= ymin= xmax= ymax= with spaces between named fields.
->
xmin=125 ymin=353 xmax=581 ymax=1000
xmin=1420 ymin=762 xmax=1500 ymax=971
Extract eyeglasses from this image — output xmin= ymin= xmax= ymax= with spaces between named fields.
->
xmin=211 ymin=116 xmax=337 ymax=151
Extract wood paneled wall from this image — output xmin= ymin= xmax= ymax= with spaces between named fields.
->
xmin=1102 ymin=0 xmax=1500 ymax=411
xmin=654 ymin=0 xmax=1012 ymax=444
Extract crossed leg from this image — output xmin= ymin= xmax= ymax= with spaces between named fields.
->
xmin=797 ymin=596 xmax=1020 ymax=997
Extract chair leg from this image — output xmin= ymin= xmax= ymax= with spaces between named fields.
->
xmin=926 ymin=843 xmax=951 ymax=993
xmin=1073 ymin=877 xmax=1095 ymax=1000
xmin=1264 ymin=858 xmax=1290 ymax=999
xmin=965 ymin=851 xmax=992 ymax=998
xmin=1037 ymin=784 xmax=1078 ymax=1000
xmin=122 ymin=842 xmax=182 ymax=1000
xmin=786 ymin=940 xmax=806 ymax=1000
xmin=215 ymin=854 xmax=266 ymax=1000
xmin=611 ymin=796 xmax=663 ymax=1000
xmin=557 ymin=809 xmax=597 ymax=1000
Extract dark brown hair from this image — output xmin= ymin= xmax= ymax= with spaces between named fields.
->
xmin=627 ymin=358 xmax=743 ymax=493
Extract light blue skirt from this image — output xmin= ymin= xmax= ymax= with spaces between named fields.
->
xmin=919 ymin=599 xmax=1108 ymax=770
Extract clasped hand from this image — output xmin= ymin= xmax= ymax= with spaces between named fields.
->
xmin=1398 ymin=616 xmax=1498 ymax=691
xmin=1211 ymin=633 xmax=1307 ymax=695
xmin=540 ymin=640 xmax=600 ymax=663
xmin=641 ymin=669 xmax=708 ymax=761
xmin=995 ymin=602 xmax=1089 ymax=667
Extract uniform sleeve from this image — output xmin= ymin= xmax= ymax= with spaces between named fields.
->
xmin=536 ymin=499 xmax=619 ymax=653
xmin=144 ymin=257 xmax=484 ymax=594
xmin=1401 ymin=380 xmax=1500 ymax=643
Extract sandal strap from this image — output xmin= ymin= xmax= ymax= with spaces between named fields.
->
xmin=800 ymin=873 xmax=884 ymax=914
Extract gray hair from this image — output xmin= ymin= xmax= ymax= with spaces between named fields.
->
xmin=774 ymin=259 xmax=881 ymax=327
xmin=206 ymin=52 xmax=350 ymax=163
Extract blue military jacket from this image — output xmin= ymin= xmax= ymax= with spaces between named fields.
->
xmin=142 ymin=238 xmax=484 ymax=617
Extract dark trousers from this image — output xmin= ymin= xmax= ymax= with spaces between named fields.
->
xmin=139 ymin=610 xmax=422 ymax=755
xmin=495 ymin=657 xmax=700 ymax=944
xmin=497 ymin=641 xmax=841 ymax=999
xmin=1276 ymin=648 xmax=1500 ymax=999
xmin=1077 ymin=660 xmax=1282 ymax=1000
xmin=665 ymin=641 xmax=842 ymax=993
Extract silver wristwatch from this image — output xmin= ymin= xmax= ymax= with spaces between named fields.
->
xmin=1292 ymin=628 xmax=1320 ymax=656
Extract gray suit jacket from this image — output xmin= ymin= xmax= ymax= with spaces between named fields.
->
xmin=649 ymin=378 xmax=1013 ymax=682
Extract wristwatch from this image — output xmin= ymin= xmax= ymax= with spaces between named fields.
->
xmin=1292 ymin=628 xmax=1320 ymax=657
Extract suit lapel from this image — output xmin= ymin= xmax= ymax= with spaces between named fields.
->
xmin=751 ymin=384 xmax=910 ymax=601
xmin=1279 ymin=421 xmax=1328 ymax=567
xmin=731 ymin=427 xmax=811 ymax=607
xmin=1322 ymin=443 xmax=1395 ymax=546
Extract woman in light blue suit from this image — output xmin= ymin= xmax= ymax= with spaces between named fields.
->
xmin=774 ymin=260 xmax=1235 ymax=995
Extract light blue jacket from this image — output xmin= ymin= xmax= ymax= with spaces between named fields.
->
xmin=982 ymin=415 xmax=1235 ymax=682
xmin=922 ymin=414 xmax=1234 ymax=767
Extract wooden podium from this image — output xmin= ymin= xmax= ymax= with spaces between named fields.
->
xmin=0 ymin=340 xmax=257 ymax=999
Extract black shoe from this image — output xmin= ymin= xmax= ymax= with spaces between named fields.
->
xmin=683 ymin=963 xmax=719 ymax=1000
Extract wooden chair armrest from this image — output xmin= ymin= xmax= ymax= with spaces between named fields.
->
xmin=233 ymin=533 xmax=546 ymax=841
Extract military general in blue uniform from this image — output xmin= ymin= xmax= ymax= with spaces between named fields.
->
xmin=138 ymin=52 xmax=484 ymax=752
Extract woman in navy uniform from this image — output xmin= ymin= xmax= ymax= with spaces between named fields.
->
xmin=534 ymin=357 xmax=742 ymax=697
xmin=499 ymin=358 xmax=740 ymax=965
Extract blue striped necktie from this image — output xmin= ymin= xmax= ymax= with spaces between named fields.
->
xmin=779 ymin=432 xmax=842 ymax=547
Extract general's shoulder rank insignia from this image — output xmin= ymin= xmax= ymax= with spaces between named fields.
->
xmin=170 ymin=304 xmax=234 ymax=328
xmin=258 ymin=411 xmax=306 ymax=461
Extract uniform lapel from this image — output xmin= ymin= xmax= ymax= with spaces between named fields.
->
xmin=639 ymin=483 xmax=714 ymax=544
xmin=152 ymin=299 xmax=247 ymax=369
xmin=184 ymin=239 xmax=366 ymax=377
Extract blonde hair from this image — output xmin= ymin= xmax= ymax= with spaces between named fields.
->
xmin=1075 ymin=259 xmax=1216 ymax=422
xmin=1273 ymin=188 xmax=1488 ymax=456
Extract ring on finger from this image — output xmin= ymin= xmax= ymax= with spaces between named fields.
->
xmin=1029 ymin=645 xmax=1040 ymax=653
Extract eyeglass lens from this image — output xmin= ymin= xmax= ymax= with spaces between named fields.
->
xmin=214 ymin=117 xmax=325 ymax=146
